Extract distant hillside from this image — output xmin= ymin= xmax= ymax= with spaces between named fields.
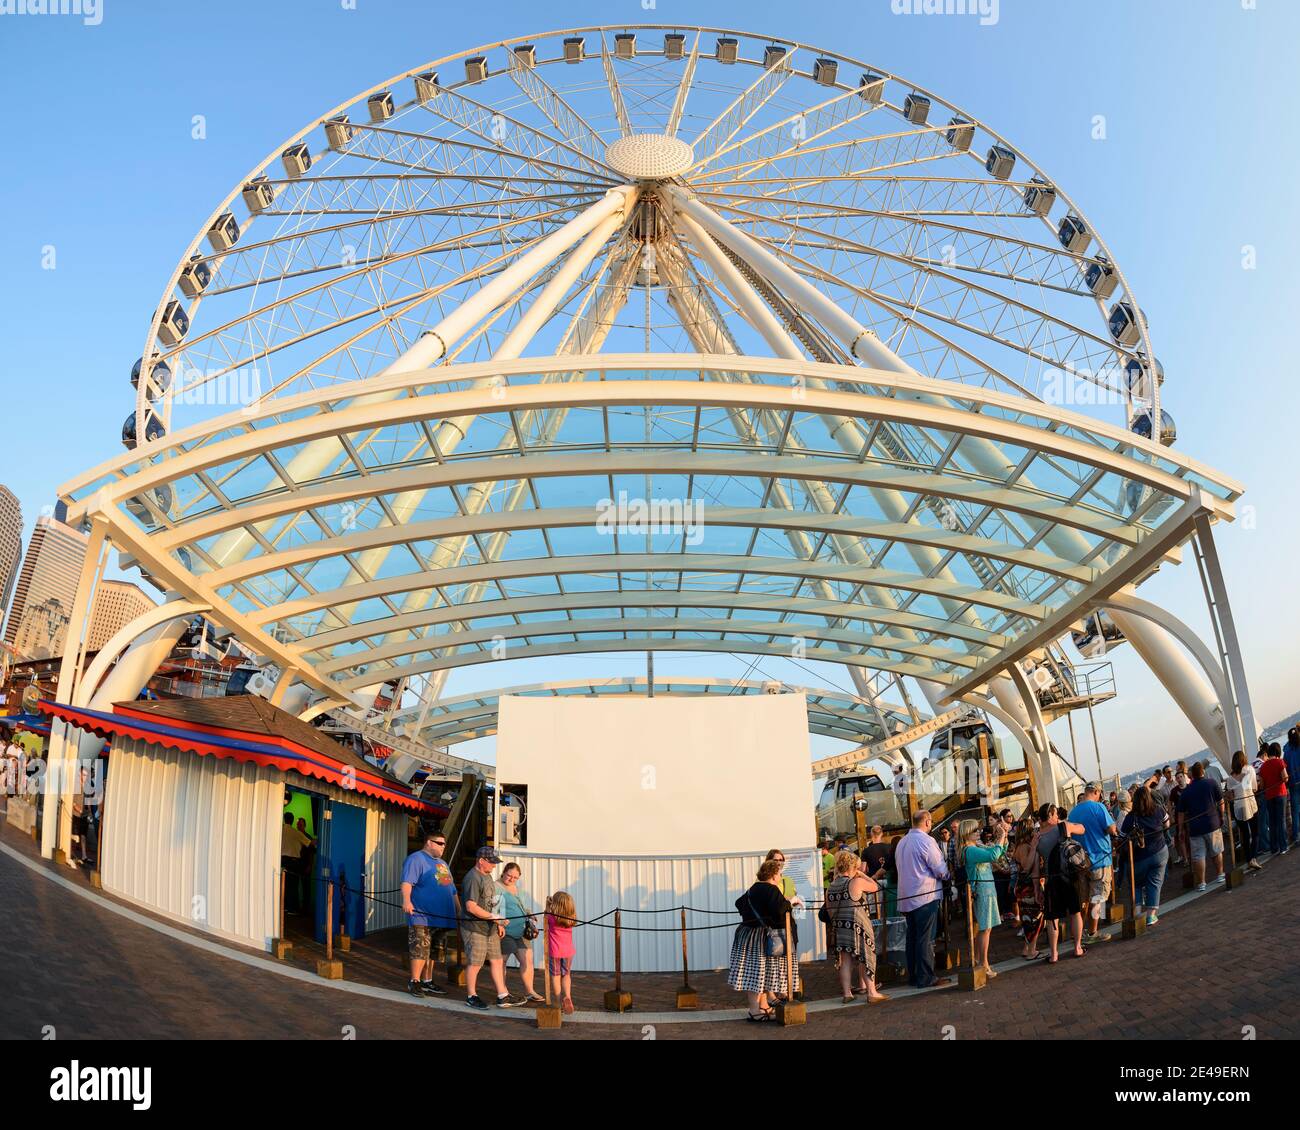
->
xmin=1117 ymin=710 xmax=1300 ymax=788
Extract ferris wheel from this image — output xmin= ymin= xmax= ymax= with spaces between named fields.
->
xmin=127 ymin=25 xmax=1168 ymax=449
xmin=54 ymin=25 xmax=1247 ymax=812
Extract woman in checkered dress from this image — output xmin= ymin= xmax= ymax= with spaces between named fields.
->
xmin=728 ymin=859 xmax=798 ymax=1021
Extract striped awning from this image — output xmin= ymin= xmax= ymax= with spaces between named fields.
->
xmin=40 ymin=700 xmax=443 ymax=815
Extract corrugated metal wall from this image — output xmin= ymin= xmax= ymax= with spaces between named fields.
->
xmin=101 ymin=736 xmax=282 ymax=950
xmin=364 ymin=805 xmax=408 ymax=933
xmin=101 ymin=736 xmax=412 ymax=950
xmin=503 ymin=851 xmax=825 ymax=973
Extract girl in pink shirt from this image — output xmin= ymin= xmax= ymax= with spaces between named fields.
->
xmin=545 ymin=891 xmax=578 ymax=1014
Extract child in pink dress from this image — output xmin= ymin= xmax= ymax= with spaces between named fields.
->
xmin=545 ymin=891 xmax=578 ymax=1014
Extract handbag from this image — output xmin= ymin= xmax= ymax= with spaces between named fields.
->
xmin=747 ymin=892 xmax=785 ymax=959
xmin=522 ymin=916 xmax=539 ymax=941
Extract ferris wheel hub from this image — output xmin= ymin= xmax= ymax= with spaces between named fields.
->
xmin=604 ymin=133 xmax=695 ymax=180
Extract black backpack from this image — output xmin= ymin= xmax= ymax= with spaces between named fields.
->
xmin=1050 ymin=835 xmax=1090 ymax=879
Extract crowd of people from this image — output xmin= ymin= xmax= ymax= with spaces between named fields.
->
xmin=792 ymin=740 xmax=1300 ymax=1007
xmin=390 ymin=736 xmax=1299 ymax=1022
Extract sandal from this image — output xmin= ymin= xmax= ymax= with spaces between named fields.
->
xmin=746 ymin=1010 xmax=775 ymax=1022
xmin=866 ymin=993 xmax=890 ymax=1004
xmin=842 ymin=995 xmax=855 ymax=1005
xmin=562 ymin=997 xmax=575 ymax=1015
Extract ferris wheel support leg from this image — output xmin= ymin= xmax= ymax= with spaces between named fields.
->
xmin=1103 ymin=594 xmax=1238 ymax=766
xmin=74 ymin=598 xmax=210 ymax=709
xmin=674 ymin=211 xmax=803 ymax=361
xmin=665 ymin=187 xmax=904 ymax=371
xmin=40 ymin=520 xmax=108 ymax=861
xmin=1008 ymin=664 xmax=1059 ymax=806
xmin=1192 ymin=513 xmax=1257 ymax=752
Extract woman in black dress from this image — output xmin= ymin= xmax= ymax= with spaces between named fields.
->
xmin=727 ymin=859 xmax=796 ymax=1021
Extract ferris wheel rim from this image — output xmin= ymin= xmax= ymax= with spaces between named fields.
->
xmin=129 ymin=23 xmax=1158 ymax=447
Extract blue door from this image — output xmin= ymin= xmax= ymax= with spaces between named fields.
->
xmin=314 ymin=799 xmax=368 ymax=943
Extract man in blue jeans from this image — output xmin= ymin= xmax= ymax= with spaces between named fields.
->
xmin=894 ymin=809 xmax=952 ymax=989
xmin=1283 ymin=729 xmax=1300 ymax=846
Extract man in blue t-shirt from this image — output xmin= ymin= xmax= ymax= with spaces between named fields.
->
xmin=400 ymin=830 xmax=461 ymax=997
xmin=1177 ymin=761 xmax=1224 ymax=891
xmin=1067 ymin=783 xmax=1119 ymax=944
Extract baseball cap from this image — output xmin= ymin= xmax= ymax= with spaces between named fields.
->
xmin=476 ymin=846 xmax=502 ymax=863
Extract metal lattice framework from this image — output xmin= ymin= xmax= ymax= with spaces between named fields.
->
xmin=56 ymin=26 xmax=1247 ymax=787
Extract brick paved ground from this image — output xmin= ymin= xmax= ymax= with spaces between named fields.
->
xmin=3 ymin=819 xmax=1296 ymax=1040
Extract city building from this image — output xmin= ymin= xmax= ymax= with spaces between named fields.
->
xmin=0 ymin=487 xmax=21 ymax=621
xmin=85 ymin=579 xmax=156 ymax=653
xmin=4 ymin=514 xmax=89 ymax=658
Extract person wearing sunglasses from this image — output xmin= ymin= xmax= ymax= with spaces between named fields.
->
xmin=400 ymin=830 xmax=459 ymax=997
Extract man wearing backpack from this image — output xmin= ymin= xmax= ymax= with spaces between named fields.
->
xmin=1068 ymin=783 xmax=1120 ymax=945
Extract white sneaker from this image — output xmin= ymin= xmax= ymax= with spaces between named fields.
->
xmin=1196 ymin=881 xmax=1207 ymax=892
xmin=1214 ymin=873 xmax=1226 ymax=884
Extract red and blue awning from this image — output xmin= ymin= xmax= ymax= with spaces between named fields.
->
xmin=40 ymin=700 xmax=444 ymax=816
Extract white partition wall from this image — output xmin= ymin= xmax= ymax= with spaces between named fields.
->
xmin=101 ymin=736 xmax=283 ymax=950
xmin=495 ymin=693 xmax=822 ymax=972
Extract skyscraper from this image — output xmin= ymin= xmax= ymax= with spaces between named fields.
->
xmin=86 ymin=579 xmax=157 ymax=652
xmin=4 ymin=513 xmax=90 ymax=658
xmin=0 ymin=486 xmax=21 ymax=622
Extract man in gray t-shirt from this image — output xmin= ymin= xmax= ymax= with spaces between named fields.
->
xmin=459 ymin=847 xmax=515 ymax=1009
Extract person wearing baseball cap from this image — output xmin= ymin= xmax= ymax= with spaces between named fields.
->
xmin=1067 ymin=782 xmax=1119 ymax=944
xmin=460 ymin=846 xmax=518 ymax=1009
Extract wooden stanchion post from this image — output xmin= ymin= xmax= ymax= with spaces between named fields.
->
xmin=776 ymin=912 xmax=806 ymax=1025
xmin=874 ymin=878 xmax=905 ymax=986
xmin=1223 ymin=797 xmax=1245 ymax=889
xmin=446 ymin=929 xmax=466 ymax=987
xmin=958 ymin=880 xmax=987 ymax=991
xmin=1121 ymin=838 xmax=1146 ymax=939
xmin=272 ymin=868 xmax=294 ymax=959
xmin=937 ymin=880 xmax=959 ymax=971
xmin=317 ymin=879 xmax=343 ymax=979
xmin=337 ymin=879 xmax=352 ymax=953
xmin=536 ymin=912 xmax=562 ymax=1029
xmin=676 ymin=907 xmax=698 ymax=1010
xmin=604 ymin=909 xmax=633 ymax=1012
xmin=1107 ymin=838 xmax=1127 ymax=923
xmin=52 ymin=795 xmax=67 ymax=866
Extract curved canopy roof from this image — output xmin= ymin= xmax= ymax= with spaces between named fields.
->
xmin=376 ymin=676 xmax=917 ymax=749
xmin=64 ymin=355 xmax=1238 ymax=724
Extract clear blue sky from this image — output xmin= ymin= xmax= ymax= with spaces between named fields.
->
xmin=1 ymin=0 xmax=1296 ymax=776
